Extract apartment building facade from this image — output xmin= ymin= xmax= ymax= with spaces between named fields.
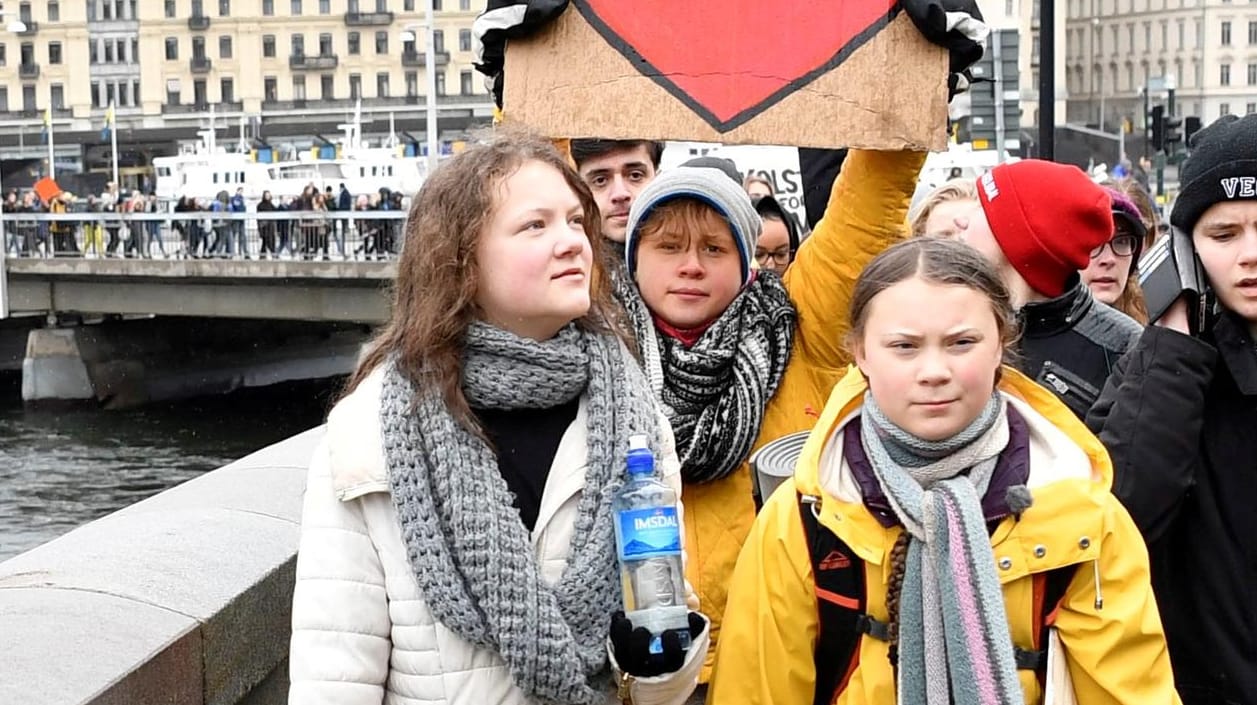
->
xmin=1065 ymin=0 xmax=1257 ymax=129
xmin=0 ymin=0 xmax=493 ymax=169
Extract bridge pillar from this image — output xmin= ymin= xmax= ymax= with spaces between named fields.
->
xmin=22 ymin=328 xmax=98 ymax=404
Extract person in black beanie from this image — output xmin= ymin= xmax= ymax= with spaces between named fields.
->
xmin=1087 ymin=112 xmax=1257 ymax=705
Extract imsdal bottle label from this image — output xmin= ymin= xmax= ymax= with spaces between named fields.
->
xmin=617 ymin=506 xmax=681 ymax=561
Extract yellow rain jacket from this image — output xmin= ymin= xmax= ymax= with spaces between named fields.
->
xmin=708 ymin=366 xmax=1180 ymax=705
xmin=683 ymin=150 xmax=926 ymax=680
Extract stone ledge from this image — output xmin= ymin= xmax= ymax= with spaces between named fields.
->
xmin=0 ymin=428 xmax=324 ymax=705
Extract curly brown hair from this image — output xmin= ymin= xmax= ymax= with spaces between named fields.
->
xmin=344 ymin=127 xmax=618 ymax=432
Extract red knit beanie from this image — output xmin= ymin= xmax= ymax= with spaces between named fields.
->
xmin=975 ymin=160 xmax=1113 ymax=298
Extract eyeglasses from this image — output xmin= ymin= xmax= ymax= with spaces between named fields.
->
xmin=756 ymin=249 xmax=791 ymax=266
xmin=1090 ymin=233 xmax=1138 ymax=258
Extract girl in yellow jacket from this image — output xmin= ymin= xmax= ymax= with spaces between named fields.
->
xmin=709 ymin=237 xmax=1179 ymax=705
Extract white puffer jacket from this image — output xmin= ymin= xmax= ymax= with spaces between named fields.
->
xmin=288 ymin=368 xmax=707 ymax=705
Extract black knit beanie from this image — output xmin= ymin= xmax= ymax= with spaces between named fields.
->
xmin=1170 ymin=113 xmax=1257 ymax=233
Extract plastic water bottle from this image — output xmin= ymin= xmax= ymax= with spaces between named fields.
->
xmin=612 ymin=434 xmax=691 ymax=654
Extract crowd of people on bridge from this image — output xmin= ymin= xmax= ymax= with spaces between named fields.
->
xmin=1 ymin=182 xmax=408 ymax=260
xmin=269 ymin=3 xmax=1257 ymax=704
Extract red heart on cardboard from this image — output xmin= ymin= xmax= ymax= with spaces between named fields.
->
xmin=575 ymin=0 xmax=900 ymax=131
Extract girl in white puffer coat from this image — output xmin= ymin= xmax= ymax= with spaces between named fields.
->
xmin=288 ymin=130 xmax=707 ymax=705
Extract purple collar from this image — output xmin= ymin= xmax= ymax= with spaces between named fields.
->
xmin=844 ymin=406 xmax=1032 ymax=529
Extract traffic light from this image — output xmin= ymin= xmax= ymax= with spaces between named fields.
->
xmin=1184 ymin=116 xmax=1203 ymax=147
xmin=1149 ymin=105 xmax=1165 ymax=152
xmin=1163 ymin=114 xmax=1183 ymax=154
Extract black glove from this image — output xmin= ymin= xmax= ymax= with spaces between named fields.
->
xmin=609 ymin=611 xmax=706 ymax=678
xmin=473 ymin=0 xmax=570 ymax=109
xmin=901 ymin=0 xmax=989 ymax=100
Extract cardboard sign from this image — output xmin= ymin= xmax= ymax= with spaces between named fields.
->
xmin=504 ymin=2 xmax=949 ymax=151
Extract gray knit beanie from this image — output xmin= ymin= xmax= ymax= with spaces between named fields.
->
xmin=625 ymin=166 xmax=762 ymax=286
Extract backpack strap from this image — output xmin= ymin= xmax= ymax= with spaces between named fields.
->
xmin=798 ymin=494 xmax=889 ymax=705
xmin=800 ymin=492 xmax=1077 ymax=699
xmin=1015 ymin=564 xmax=1077 ymax=678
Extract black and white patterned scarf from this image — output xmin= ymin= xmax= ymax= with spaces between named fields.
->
xmin=617 ymin=273 xmax=796 ymax=483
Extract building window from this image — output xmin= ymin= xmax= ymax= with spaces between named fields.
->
xmin=1221 ymin=63 xmax=1231 ymax=85
xmin=193 ymin=0 xmax=204 ymax=16
xmin=193 ymin=36 xmax=206 ymax=59
xmin=194 ymin=79 xmax=207 ymax=107
xmin=293 ymin=75 xmax=306 ymax=100
xmin=291 ymin=0 xmax=302 ymax=15
xmin=105 ymin=41 xmax=115 ymax=62
xmin=90 ymin=41 xmax=98 ymax=63
xmin=132 ymin=38 xmax=139 ymax=62
xmin=0 ymin=88 xmax=8 ymax=112
xmin=321 ymin=74 xmax=334 ymax=98
xmin=1250 ymin=21 xmax=1257 ymax=44
xmin=221 ymin=77 xmax=234 ymax=103
xmin=165 ymin=0 xmax=176 ymax=16
xmin=460 ymin=69 xmax=472 ymax=94
xmin=120 ymin=81 xmax=129 ymax=107
xmin=167 ymin=82 xmax=180 ymax=105
xmin=0 ymin=44 xmax=6 ymax=66
xmin=375 ymin=30 xmax=389 ymax=54
xmin=405 ymin=70 xmax=417 ymax=96
xmin=405 ymin=0 xmax=415 ymax=9
xmin=48 ymin=42 xmax=62 ymax=65
xmin=348 ymin=32 xmax=360 ymax=54
xmin=263 ymin=35 xmax=275 ymax=57
xmin=319 ymin=33 xmax=333 ymax=55
xmin=92 ymin=81 xmax=101 ymax=108
xmin=350 ymin=73 xmax=361 ymax=100
xmin=459 ymin=0 xmax=470 ymax=10
xmin=264 ymin=76 xmax=277 ymax=102
xmin=133 ymin=80 xmax=140 ymax=104
xmin=129 ymin=0 xmax=137 ymax=19
xmin=1248 ymin=102 xmax=1257 ymax=114
xmin=118 ymin=38 xmax=127 ymax=61
xmin=291 ymin=34 xmax=304 ymax=56
xmin=165 ymin=37 xmax=178 ymax=60
xmin=1249 ymin=63 xmax=1257 ymax=85
xmin=435 ymin=71 xmax=445 ymax=95
xmin=263 ymin=0 xmax=274 ymax=15
xmin=433 ymin=0 xmax=441 ymax=9
xmin=51 ymin=84 xmax=64 ymax=110
xmin=220 ymin=36 xmax=232 ymax=58
xmin=348 ymin=0 xmax=360 ymax=10
xmin=103 ymin=0 xmax=112 ymax=19
xmin=320 ymin=0 xmax=330 ymax=12
xmin=106 ymin=82 xmax=116 ymax=106
xmin=1222 ymin=21 xmax=1232 ymax=45
xmin=459 ymin=28 xmax=471 ymax=52
xmin=48 ymin=1 xmax=60 ymax=21
xmin=1220 ymin=102 xmax=1231 ymax=116
xmin=376 ymin=72 xmax=389 ymax=97
xmin=219 ymin=0 xmax=230 ymax=15
xmin=376 ymin=0 xmax=387 ymax=10
xmin=433 ymin=29 xmax=444 ymax=52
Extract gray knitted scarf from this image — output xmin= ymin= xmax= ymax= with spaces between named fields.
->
xmin=379 ymin=322 xmax=661 ymax=705
xmin=860 ymin=391 xmax=1023 ymax=705
xmin=617 ymin=272 xmax=796 ymax=483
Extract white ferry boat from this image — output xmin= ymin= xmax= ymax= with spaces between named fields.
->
xmin=154 ymin=104 xmax=428 ymax=203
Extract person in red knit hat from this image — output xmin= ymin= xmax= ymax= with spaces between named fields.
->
xmin=953 ymin=159 xmax=1145 ymax=419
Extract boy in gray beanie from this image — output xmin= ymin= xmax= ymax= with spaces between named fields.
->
xmin=624 ymin=166 xmax=763 ymax=288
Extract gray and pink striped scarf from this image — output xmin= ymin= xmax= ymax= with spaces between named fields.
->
xmin=860 ymin=391 xmax=1023 ymax=705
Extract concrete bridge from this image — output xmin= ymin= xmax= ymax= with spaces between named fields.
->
xmin=3 ymin=211 xmax=404 ymax=323
xmin=1 ymin=212 xmax=399 ymax=407
xmin=0 ymin=429 xmax=319 ymax=705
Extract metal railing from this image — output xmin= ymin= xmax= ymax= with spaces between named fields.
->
xmin=289 ymin=54 xmax=339 ymax=70
xmin=188 ymin=14 xmax=211 ymax=30
xmin=344 ymin=11 xmax=394 ymax=26
xmin=1 ymin=211 xmax=409 ymax=262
